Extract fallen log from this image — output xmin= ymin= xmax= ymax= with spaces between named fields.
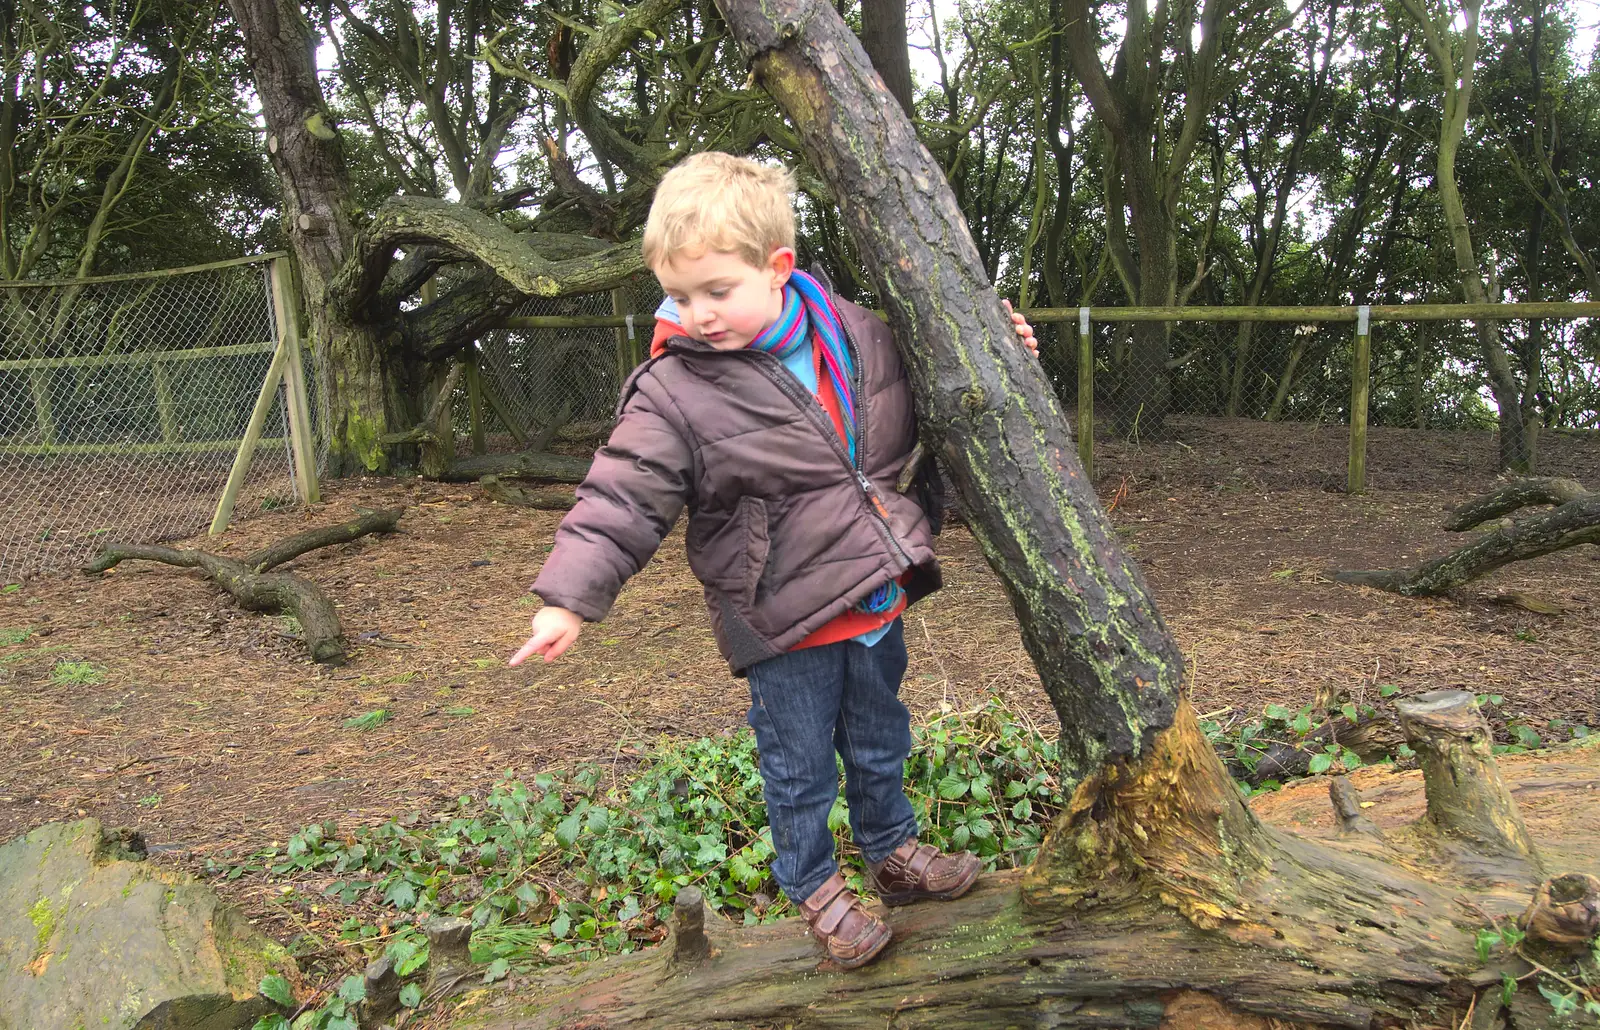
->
xmin=1335 ymin=479 xmax=1600 ymax=595
xmin=441 ymin=449 xmax=591 ymax=483
xmin=478 ymin=475 xmax=576 ymax=511
xmin=83 ymin=508 xmax=403 ymax=663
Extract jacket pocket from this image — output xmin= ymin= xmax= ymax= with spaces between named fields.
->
xmin=735 ymin=495 xmax=771 ymax=608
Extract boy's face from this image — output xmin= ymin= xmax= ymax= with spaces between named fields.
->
xmin=656 ymin=247 xmax=794 ymax=352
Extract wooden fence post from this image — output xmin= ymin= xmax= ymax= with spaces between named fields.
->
xmin=1078 ymin=306 xmax=1094 ymax=480
xmin=210 ymin=337 xmax=291 ymax=534
xmin=612 ymin=288 xmax=639 ymax=383
xmin=1347 ymin=304 xmax=1372 ymax=494
xmin=269 ymin=257 xmax=320 ymax=503
xmin=151 ymin=362 xmax=179 ymax=443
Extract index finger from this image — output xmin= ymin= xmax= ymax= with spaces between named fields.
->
xmin=509 ymin=637 xmax=544 ymax=666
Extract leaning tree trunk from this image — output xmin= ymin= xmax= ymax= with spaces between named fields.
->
xmin=447 ymin=4 xmax=1595 ymax=1029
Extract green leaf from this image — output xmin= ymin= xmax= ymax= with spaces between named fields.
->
xmin=399 ymin=983 xmax=423 ymax=1008
xmin=1307 ymin=753 xmax=1334 ymax=775
xmin=550 ymin=912 xmax=571 ymax=939
xmin=1341 ymin=748 xmax=1362 ymax=770
xmin=1291 ymin=712 xmax=1313 ymax=736
xmin=1263 ymin=704 xmax=1292 ymax=721
xmin=337 ymin=974 xmax=367 ymax=1004
xmin=1537 ymin=984 xmax=1578 ymax=1018
xmin=936 ymin=774 xmax=968 ymax=800
xmin=1510 ymin=725 xmax=1543 ymax=748
xmin=484 ymin=957 xmax=511 ymax=983
xmin=1011 ymin=798 xmax=1033 ymax=820
xmin=1004 ymin=780 xmax=1028 ymax=798
xmin=259 ymin=973 xmax=293 ymax=1007
xmin=1475 ymin=928 xmax=1501 ymax=962
xmin=1378 ymin=684 xmax=1399 ymax=698
xmin=1340 ymin=703 xmax=1358 ymax=724
xmin=383 ymin=879 xmax=417 ymax=910
xmin=554 ymin=810 xmax=582 ymax=847
xmin=250 ymin=1017 xmax=289 ymax=1030
xmin=304 ymin=111 xmax=337 ymax=140
xmin=693 ymin=836 xmax=727 ymax=865
xmin=389 ymin=939 xmax=429 ymax=976
xmin=1501 ymin=972 xmax=1517 ymax=1005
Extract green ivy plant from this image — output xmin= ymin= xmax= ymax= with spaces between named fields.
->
xmin=1474 ymin=917 xmax=1600 ymax=1025
xmin=223 ymin=697 xmax=1067 ymax=1024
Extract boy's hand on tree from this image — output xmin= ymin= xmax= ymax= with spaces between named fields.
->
xmin=509 ymin=605 xmax=583 ymax=665
xmin=1002 ymin=300 xmax=1038 ymax=357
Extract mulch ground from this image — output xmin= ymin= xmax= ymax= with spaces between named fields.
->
xmin=2 ymin=415 xmax=1597 ymax=942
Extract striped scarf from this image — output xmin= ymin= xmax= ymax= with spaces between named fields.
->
xmin=748 ymin=269 xmax=859 ymax=460
xmin=749 ymin=271 xmax=901 ymax=618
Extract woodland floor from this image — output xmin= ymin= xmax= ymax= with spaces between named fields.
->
xmin=2 ymin=415 xmax=1598 ymax=945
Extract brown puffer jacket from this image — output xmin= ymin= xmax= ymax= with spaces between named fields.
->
xmin=531 ymin=290 xmax=942 ymax=675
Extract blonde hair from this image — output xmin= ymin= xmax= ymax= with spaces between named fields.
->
xmin=642 ymin=152 xmax=797 ymax=270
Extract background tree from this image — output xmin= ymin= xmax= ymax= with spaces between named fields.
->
xmin=1060 ymin=0 xmax=1293 ymax=434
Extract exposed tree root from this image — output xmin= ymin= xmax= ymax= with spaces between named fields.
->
xmin=1335 ymin=479 xmax=1599 ymax=595
xmin=82 ymin=508 xmax=403 ymax=663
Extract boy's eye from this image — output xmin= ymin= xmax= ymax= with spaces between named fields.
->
xmin=709 ymin=289 xmax=728 ymax=299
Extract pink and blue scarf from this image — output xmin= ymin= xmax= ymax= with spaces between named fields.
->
xmin=748 ymin=269 xmax=859 ymax=461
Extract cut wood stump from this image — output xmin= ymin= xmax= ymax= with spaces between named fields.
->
xmin=1334 ymin=478 xmax=1599 ymax=595
xmin=82 ymin=508 xmax=403 ymax=664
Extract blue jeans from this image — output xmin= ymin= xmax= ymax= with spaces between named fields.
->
xmin=745 ymin=619 xmax=920 ymax=903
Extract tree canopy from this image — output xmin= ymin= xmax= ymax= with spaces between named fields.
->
xmin=10 ymin=0 xmax=1600 ymax=465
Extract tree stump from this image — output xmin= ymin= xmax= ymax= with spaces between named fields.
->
xmin=1395 ymin=689 xmax=1539 ymax=860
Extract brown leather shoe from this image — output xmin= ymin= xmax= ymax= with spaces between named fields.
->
xmin=797 ymin=872 xmax=891 ymax=969
xmin=867 ymin=838 xmax=981 ymax=906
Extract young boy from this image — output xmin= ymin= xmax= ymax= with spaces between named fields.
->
xmin=510 ymin=152 xmax=1035 ymax=969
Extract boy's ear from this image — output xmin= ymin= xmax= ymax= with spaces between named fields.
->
xmin=768 ymin=247 xmax=796 ymax=287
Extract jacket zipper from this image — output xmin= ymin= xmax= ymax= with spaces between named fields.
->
xmin=834 ymin=314 xmax=912 ymax=569
xmin=738 ymin=342 xmax=913 ymax=572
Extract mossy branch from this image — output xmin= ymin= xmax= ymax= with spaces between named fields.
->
xmin=333 ymin=196 xmax=645 ymax=321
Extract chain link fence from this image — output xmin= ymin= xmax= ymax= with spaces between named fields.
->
xmin=0 ymin=256 xmax=299 ymax=580
xmin=1030 ymin=305 xmax=1593 ymax=489
xmin=478 ymin=298 xmax=1598 ymax=493
xmin=463 ymin=274 xmax=663 ymax=449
